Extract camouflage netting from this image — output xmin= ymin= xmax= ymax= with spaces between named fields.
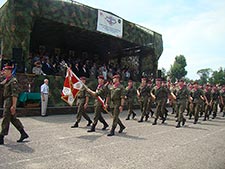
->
xmin=0 ymin=0 xmax=163 ymax=67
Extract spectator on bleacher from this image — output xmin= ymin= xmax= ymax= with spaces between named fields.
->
xmin=32 ymin=61 xmax=46 ymax=75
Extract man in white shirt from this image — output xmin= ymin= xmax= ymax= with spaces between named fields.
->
xmin=40 ymin=79 xmax=49 ymax=117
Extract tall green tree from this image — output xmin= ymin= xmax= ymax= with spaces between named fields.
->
xmin=209 ymin=67 xmax=225 ymax=85
xmin=197 ymin=68 xmax=212 ymax=85
xmin=169 ymin=55 xmax=187 ymax=82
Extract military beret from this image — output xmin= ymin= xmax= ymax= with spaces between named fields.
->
xmin=156 ymin=78 xmax=161 ymax=81
xmin=98 ymin=75 xmax=104 ymax=79
xmin=3 ymin=66 xmax=13 ymax=70
xmin=80 ymin=76 xmax=86 ymax=80
xmin=113 ymin=74 xmax=120 ymax=79
xmin=141 ymin=77 xmax=147 ymax=81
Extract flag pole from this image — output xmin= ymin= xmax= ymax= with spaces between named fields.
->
xmin=61 ymin=63 xmax=112 ymax=117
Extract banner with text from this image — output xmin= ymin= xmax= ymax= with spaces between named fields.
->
xmin=97 ymin=10 xmax=123 ymax=38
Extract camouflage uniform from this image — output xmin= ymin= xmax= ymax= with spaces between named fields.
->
xmin=0 ymin=75 xmax=29 ymax=144
xmin=72 ymin=86 xmax=92 ymax=127
xmin=88 ymin=84 xmax=109 ymax=132
xmin=211 ymin=88 xmax=220 ymax=119
xmin=125 ymin=85 xmax=136 ymax=120
xmin=108 ymin=83 xmax=126 ymax=136
xmin=175 ymin=86 xmax=189 ymax=127
xmin=152 ymin=86 xmax=169 ymax=125
xmin=203 ymin=88 xmax=212 ymax=120
xmin=220 ymin=88 xmax=225 ymax=117
xmin=137 ymin=84 xmax=151 ymax=122
xmin=191 ymin=88 xmax=204 ymax=124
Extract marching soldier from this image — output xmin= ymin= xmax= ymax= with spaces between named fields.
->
xmin=151 ymin=78 xmax=169 ymax=125
xmin=203 ymin=84 xmax=212 ymax=121
xmin=125 ymin=80 xmax=137 ymax=120
xmin=210 ymin=85 xmax=220 ymax=119
xmin=190 ymin=82 xmax=205 ymax=124
xmin=137 ymin=77 xmax=151 ymax=122
xmin=0 ymin=66 xmax=29 ymax=145
xmin=220 ymin=85 xmax=225 ymax=117
xmin=106 ymin=74 xmax=126 ymax=136
xmin=71 ymin=76 xmax=92 ymax=128
xmin=172 ymin=79 xmax=190 ymax=128
xmin=87 ymin=75 xmax=109 ymax=132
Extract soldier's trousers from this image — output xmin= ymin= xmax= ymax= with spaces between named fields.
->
xmin=155 ymin=99 xmax=167 ymax=120
xmin=127 ymin=100 xmax=135 ymax=117
xmin=76 ymin=103 xmax=91 ymax=123
xmin=193 ymin=102 xmax=201 ymax=121
xmin=139 ymin=97 xmax=148 ymax=117
xmin=93 ymin=105 xmax=108 ymax=126
xmin=176 ymin=101 xmax=186 ymax=122
xmin=111 ymin=105 xmax=125 ymax=130
xmin=0 ymin=107 xmax=24 ymax=136
xmin=212 ymin=101 xmax=218 ymax=117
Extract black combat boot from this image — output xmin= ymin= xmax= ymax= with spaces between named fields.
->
xmin=176 ymin=122 xmax=181 ymax=128
xmin=223 ymin=112 xmax=225 ymax=117
xmin=107 ymin=128 xmax=115 ymax=136
xmin=150 ymin=110 xmax=154 ymax=117
xmin=71 ymin=122 xmax=78 ymax=128
xmin=0 ymin=135 xmax=4 ymax=145
xmin=152 ymin=118 xmax=157 ymax=125
xmin=132 ymin=112 xmax=136 ymax=119
xmin=193 ymin=119 xmax=198 ymax=124
xmin=203 ymin=115 xmax=207 ymax=121
xmin=125 ymin=115 xmax=130 ymax=120
xmin=145 ymin=114 xmax=149 ymax=121
xmin=118 ymin=126 xmax=126 ymax=133
xmin=87 ymin=120 xmax=92 ymax=126
xmin=162 ymin=117 xmax=166 ymax=124
xmin=17 ymin=129 xmax=29 ymax=143
xmin=102 ymin=123 xmax=109 ymax=130
xmin=138 ymin=116 xmax=144 ymax=123
xmin=182 ymin=118 xmax=186 ymax=126
xmin=87 ymin=124 xmax=96 ymax=132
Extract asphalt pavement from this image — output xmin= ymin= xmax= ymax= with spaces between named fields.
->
xmin=0 ymin=108 xmax=225 ymax=169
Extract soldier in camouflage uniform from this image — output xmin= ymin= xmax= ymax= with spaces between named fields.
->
xmin=87 ymin=75 xmax=109 ymax=132
xmin=190 ymin=82 xmax=205 ymax=124
xmin=0 ymin=66 xmax=29 ymax=145
xmin=220 ymin=85 xmax=225 ymax=117
xmin=125 ymin=80 xmax=136 ymax=120
xmin=107 ymin=74 xmax=126 ymax=136
xmin=173 ymin=79 xmax=189 ymax=128
xmin=71 ymin=76 xmax=92 ymax=128
xmin=151 ymin=78 xmax=169 ymax=125
xmin=203 ymin=84 xmax=212 ymax=121
xmin=137 ymin=77 xmax=151 ymax=122
xmin=210 ymin=85 xmax=220 ymax=119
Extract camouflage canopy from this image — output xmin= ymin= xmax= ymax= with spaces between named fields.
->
xmin=0 ymin=0 xmax=163 ymax=72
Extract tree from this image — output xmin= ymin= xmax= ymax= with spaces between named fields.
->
xmin=169 ymin=55 xmax=187 ymax=82
xmin=209 ymin=67 xmax=225 ymax=85
xmin=197 ymin=68 xmax=212 ymax=85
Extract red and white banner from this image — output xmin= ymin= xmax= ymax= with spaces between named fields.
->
xmin=61 ymin=68 xmax=83 ymax=106
xmin=97 ymin=10 xmax=123 ymax=38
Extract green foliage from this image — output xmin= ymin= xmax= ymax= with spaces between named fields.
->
xmin=197 ymin=68 xmax=212 ymax=85
xmin=209 ymin=67 xmax=225 ymax=85
xmin=169 ymin=55 xmax=187 ymax=82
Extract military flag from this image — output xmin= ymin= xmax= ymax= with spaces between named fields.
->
xmin=61 ymin=68 xmax=83 ymax=106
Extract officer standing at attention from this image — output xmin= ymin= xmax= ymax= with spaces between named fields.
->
xmin=107 ymin=74 xmax=126 ymax=136
xmin=125 ymin=79 xmax=137 ymax=120
xmin=137 ymin=77 xmax=151 ymax=122
xmin=71 ymin=76 xmax=92 ymax=128
xmin=0 ymin=66 xmax=29 ymax=145
xmin=40 ymin=79 xmax=49 ymax=117
xmin=86 ymin=75 xmax=109 ymax=132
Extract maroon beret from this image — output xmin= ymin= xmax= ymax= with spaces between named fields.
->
xmin=113 ymin=74 xmax=120 ymax=79
xmin=98 ymin=75 xmax=104 ymax=79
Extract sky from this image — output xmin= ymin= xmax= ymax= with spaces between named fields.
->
xmin=0 ymin=0 xmax=225 ymax=79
